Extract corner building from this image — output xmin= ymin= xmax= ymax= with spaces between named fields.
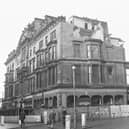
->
xmin=3 ymin=15 xmax=129 ymax=115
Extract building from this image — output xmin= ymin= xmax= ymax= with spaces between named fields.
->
xmin=2 ymin=15 xmax=129 ymax=115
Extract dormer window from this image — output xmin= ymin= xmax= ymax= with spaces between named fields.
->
xmin=45 ymin=36 xmax=48 ymax=45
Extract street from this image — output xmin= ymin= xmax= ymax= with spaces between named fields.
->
xmin=1 ymin=117 xmax=129 ymax=129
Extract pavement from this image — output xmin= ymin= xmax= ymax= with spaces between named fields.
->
xmin=1 ymin=117 xmax=129 ymax=129
xmin=0 ymin=123 xmax=41 ymax=129
xmin=0 ymin=123 xmax=19 ymax=129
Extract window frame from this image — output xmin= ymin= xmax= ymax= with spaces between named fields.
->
xmin=73 ymin=43 xmax=81 ymax=58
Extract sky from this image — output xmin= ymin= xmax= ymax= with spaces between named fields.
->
xmin=0 ymin=0 xmax=129 ymax=98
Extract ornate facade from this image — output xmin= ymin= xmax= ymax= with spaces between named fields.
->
xmin=3 ymin=15 xmax=129 ymax=115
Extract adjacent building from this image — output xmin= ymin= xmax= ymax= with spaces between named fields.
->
xmin=2 ymin=15 xmax=129 ymax=115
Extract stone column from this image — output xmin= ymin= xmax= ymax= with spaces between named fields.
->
xmin=57 ymin=93 xmax=62 ymax=107
xmin=62 ymin=93 xmax=67 ymax=108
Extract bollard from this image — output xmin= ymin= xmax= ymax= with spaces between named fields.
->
xmin=1 ymin=116 xmax=4 ymax=126
xmin=18 ymin=119 xmax=21 ymax=126
xmin=65 ymin=115 xmax=71 ymax=129
xmin=81 ymin=113 xmax=86 ymax=129
xmin=44 ymin=111 xmax=48 ymax=124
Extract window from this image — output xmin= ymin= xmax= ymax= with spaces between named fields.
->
xmin=22 ymin=47 xmax=26 ymax=61
xmin=87 ymin=44 xmax=100 ymax=59
xmin=50 ymin=30 xmax=56 ymax=41
xmin=52 ymin=45 xmax=56 ymax=60
xmin=29 ymin=58 xmax=35 ymax=73
xmin=100 ymin=65 xmax=105 ymax=83
xmin=73 ymin=44 xmax=80 ymax=57
xmin=107 ymin=66 xmax=113 ymax=76
xmin=92 ymin=64 xmax=99 ymax=83
xmin=48 ymin=66 xmax=57 ymax=85
xmin=28 ymin=77 xmax=35 ymax=93
xmin=85 ymin=23 xmax=88 ymax=29
xmin=75 ymin=64 xmax=81 ymax=85
xmin=30 ymin=49 xmax=32 ymax=57
xmin=87 ymin=45 xmax=91 ymax=58
xmin=88 ymin=64 xmax=100 ymax=84
xmin=33 ymin=47 xmax=36 ymax=54
xmin=41 ymin=52 xmax=44 ymax=66
xmin=45 ymin=51 xmax=48 ymax=63
xmin=92 ymin=25 xmax=95 ymax=30
xmin=88 ymin=65 xmax=92 ymax=84
xmin=7 ymin=67 xmax=9 ymax=72
xmin=37 ymin=55 xmax=40 ymax=68
xmin=37 ymin=52 xmax=45 ymax=68
xmin=39 ymin=40 xmax=43 ymax=49
xmin=48 ymin=47 xmax=52 ymax=61
xmin=126 ymin=69 xmax=129 ymax=84
xmin=37 ymin=72 xmax=41 ymax=89
xmin=33 ymin=58 xmax=35 ymax=71
xmin=29 ymin=60 xmax=32 ymax=73
xmin=36 ymin=71 xmax=47 ymax=90
xmin=45 ymin=36 xmax=48 ymax=45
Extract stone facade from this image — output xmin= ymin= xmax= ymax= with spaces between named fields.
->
xmin=2 ymin=15 xmax=129 ymax=115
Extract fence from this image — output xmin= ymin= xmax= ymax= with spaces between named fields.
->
xmin=1 ymin=105 xmax=129 ymax=123
xmin=63 ymin=105 xmax=129 ymax=121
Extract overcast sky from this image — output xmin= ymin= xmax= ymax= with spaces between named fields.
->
xmin=0 ymin=0 xmax=129 ymax=98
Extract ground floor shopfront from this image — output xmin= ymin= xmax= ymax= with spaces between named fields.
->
xmin=1 ymin=87 xmax=127 ymax=115
xmin=43 ymin=88 xmax=127 ymax=108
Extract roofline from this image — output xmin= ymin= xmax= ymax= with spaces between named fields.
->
xmin=69 ymin=15 xmax=107 ymax=23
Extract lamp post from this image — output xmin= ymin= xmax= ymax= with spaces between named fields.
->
xmin=72 ymin=65 xmax=76 ymax=129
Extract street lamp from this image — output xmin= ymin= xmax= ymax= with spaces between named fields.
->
xmin=72 ymin=65 xmax=76 ymax=129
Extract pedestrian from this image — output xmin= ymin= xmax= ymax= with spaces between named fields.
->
xmin=62 ymin=109 xmax=67 ymax=127
xmin=49 ymin=110 xmax=54 ymax=129
xmin=53 ymin=110 xmax=56 ymax=122
xmin=19 ymin=110 xmax=26 ymax=128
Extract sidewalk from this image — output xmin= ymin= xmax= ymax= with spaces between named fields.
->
xmin=0 ymin=123 xmax=19 ymax=129
xmin=0 ymin=122 xmax=43 ymax=129
xmin=10 ymin=117 xmax=129 ymax=129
